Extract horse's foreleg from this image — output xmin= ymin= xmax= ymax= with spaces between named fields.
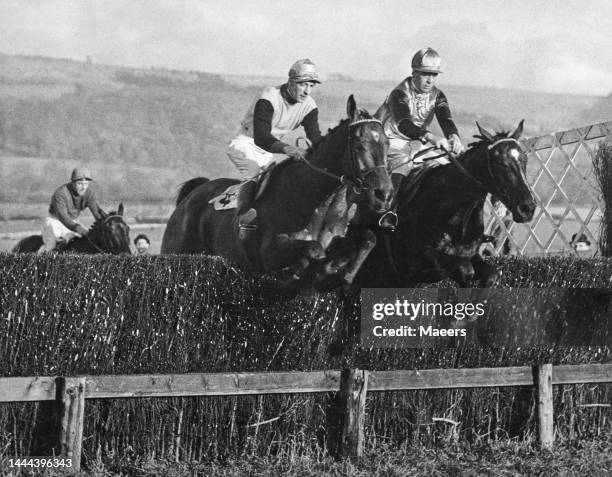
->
xmin=273 ymin=233 xmax=325 ymax=260
xmin=315 ymin=229 xmax=377 ymax=287
xmin=339 ymin=229 xmax=377 ymax=285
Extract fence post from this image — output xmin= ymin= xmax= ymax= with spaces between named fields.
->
xmin=56 ymin=376 xmax=86 ymax=472
xmin=535 ymin=364 xmax=554 ymax=449
xmin=340 ymin=368 xmax=368 ymax=459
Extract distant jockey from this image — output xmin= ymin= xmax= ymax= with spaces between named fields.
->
xmin=375 ymin=47 xmax=464 ymax=231
xmin=226 ymin=58 xmax=323 ymax=241
xmin=41 ymin=167 xmax=104 ymax=251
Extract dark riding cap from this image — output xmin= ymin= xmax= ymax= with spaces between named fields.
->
xmin=71 ymin=167 xmax=93 ymax=182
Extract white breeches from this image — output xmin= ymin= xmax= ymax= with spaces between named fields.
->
xmin=227 ymin=135 xmax=278 ymax=179
xmin=41 ymin=216 xmax=81 ymax=251
xmin=388 ymin=138 xmax=441 ymax=176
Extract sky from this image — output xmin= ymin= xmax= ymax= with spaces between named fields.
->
xmin=1 ymin=0 xmax=611 ymax=95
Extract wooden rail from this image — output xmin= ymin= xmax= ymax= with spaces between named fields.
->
xmin=1 ymin=363 xmax=611 ymax=471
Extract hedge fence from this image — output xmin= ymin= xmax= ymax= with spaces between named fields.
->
xmin=1 ymin=254 xmax=611 ymax=464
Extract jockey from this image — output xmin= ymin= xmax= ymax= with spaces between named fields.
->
xmin=227 ymin=58 xmax=323 ymax=240
xmin=41 ymin=167 xmax=105 ymax=251
xmin=375 ymin=47 xmax=464 ymax=230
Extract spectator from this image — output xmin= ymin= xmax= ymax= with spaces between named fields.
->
xmin=134 ymin=233 xmax=151 ymax=255
xmin=570 ymin=232 xmax=591 ymax=252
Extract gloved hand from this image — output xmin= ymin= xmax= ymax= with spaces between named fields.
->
xmin=283 ymin=145 xmax=308 ymax=161
xmin=75 ymin=224 xmax=88 ymax=236
xmin=448 ymin=134 xmax=465 ymax=154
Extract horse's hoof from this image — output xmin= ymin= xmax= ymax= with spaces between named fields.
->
xmin=305 ymin=242 xmax=326 ymax=260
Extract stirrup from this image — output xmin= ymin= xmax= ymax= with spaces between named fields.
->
xmin=378 ymin=211 xmax=398 ymax=232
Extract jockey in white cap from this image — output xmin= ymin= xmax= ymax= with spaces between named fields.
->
xmin=41 ymin=167 xmax=105 ymax=251
xmin=375 ymin=47 xmax=464 ymax=230
xmin=227 ymin=58 xmax=323 ymax=240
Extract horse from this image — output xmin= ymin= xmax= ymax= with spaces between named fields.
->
xmin=12 ymin=204 xmax=131 ymax=254
xmin=353 ymin=120 xmax=536 ymax=288
xmin=161 ymin=96 xmax=393 ymax=285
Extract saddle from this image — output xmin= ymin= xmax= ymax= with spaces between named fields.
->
xmin=208 ymin=166 xmax=275 ymax=211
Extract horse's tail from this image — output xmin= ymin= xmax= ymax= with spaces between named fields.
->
xmin=176 ymin=177 xmax=210 ymax=205
xmin=12 ymin=235 xmax=44 ymax=253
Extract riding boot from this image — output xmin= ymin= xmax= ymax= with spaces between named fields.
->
xmin=237 ymin=179 xmax=258 ymax=241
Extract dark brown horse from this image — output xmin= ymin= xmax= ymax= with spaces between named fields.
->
xmin=161 ymin=96 xmax=393 ymax=284
xmin=13 ymin=204 xmax=131 ymax=254
xmin=353 ymin=121 xmax=536 ymax=288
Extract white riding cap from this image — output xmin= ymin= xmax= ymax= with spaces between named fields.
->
xmin=288 ymin=58 xmax=321 ymax=84
xmin=411 ymin=47 xmax=443 ymax=74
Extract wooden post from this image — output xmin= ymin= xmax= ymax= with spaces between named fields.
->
xmin=340 ymin=368 xmax=368 ymax=459
xmin=535 ymin=364 xmax=554 ymax=449
xmin=56 ymin=377 xmax=86 ymax=472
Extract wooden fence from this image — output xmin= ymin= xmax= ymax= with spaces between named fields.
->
xmin=1 ymin=363 xmax=612 ymax=472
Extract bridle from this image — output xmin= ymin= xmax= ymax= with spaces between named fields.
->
xmin=298 ymin=118 xmax=388 ymax=194
xmin=84 ymin=214 xmax=128 ymax=253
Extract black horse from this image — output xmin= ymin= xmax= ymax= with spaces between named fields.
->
xmin=161 ymin=96 xmax=393 ymax=285
xmin=13 ymin=204 xmax=131 ymax=254
xmin=353 ymin=121 xmax=536 ymax=288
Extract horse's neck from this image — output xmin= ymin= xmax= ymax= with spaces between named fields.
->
xmin=308 ymin=122 xmax=348 ymax=176
xmin=408 ymin=163 xmax=486 ymax=224
xmin=460 ymin=146 xmax=494 ymax=192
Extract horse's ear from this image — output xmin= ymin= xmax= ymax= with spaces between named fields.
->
xmin=346 ymin=95 xmax=357 ymax=121
xmin=100 ymin=208 xmax=108 ymax=219
xmin=511 ymin=119 xmax=524 ymax=140
xmin=476 ymin=122 xmax=495 ymax=142
xmin=118 ymin=203 xmax=124 ymax=216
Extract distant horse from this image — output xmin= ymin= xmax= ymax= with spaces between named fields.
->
xmin=161 ymin=96 xmax=393 ymax=284
xmin=13 ymin=204 xmax=131 ymax=254
xmin=354 ymin=121 xmax=536 ymax=288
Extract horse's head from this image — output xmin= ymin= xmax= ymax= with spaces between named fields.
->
xmin=93 ymin=203 xmax=131 ymax=254
xmin=473 ymin=121 xmax=536 ymax=223
xmin=345 ymin=95 xmax=393 ymax=213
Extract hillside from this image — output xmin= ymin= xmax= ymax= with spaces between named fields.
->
xmin=0 ymin=53 xmax=605 ymax=204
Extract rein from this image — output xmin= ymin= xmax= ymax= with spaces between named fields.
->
xmin=298 ymin=118 xmax=386 ymax=193
xmin=409 ymin=137 xmax=523 ymax=195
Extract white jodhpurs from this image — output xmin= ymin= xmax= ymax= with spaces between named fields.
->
xmin=41 ymin=215 xmax=81 ymax=251
xmin=227 ymin=135 xmax=276 ymax=179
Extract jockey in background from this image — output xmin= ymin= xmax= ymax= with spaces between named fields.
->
xmin=375 ymin=47 xmax=464 ymax=230
xmin=41 ymin=167 xmax=105 ymax=251
xmin=227 ymin=58 xmax=323 ymax=240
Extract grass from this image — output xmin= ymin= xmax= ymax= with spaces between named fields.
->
xmin=7 ymin=436 xmax=611 ymax=476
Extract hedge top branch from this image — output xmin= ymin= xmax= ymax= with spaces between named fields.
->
xmin=360 ymin=288 xmax=612 ymax=349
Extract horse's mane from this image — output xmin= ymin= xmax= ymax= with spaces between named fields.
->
xmin=467 ymin=130 xmax=511 ymax=149
xmin=87 ymin=211 xmax=121 ymax=236
xmin=305 ymin=108 xmax=373 ymax=161
xmin=266 ymin=108 xmax=373 ymax=176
